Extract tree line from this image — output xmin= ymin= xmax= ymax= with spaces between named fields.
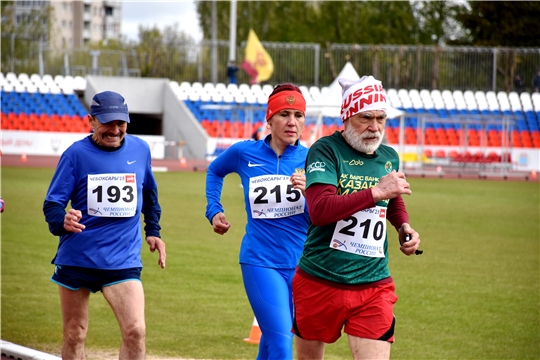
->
xmin=2 ymin=1 xmax=539 ymax=86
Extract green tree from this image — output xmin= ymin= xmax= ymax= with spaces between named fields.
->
xmin=134 ymin=23 xmax=198 ymax=81
xmin=454 ymin=1 xmax=540 ymax=47
xmin=411 ymin=0 xmax=469 ymax=45
xmin=1 ymin=1 xmax=55 ymax=74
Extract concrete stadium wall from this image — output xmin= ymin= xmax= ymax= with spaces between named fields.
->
xmin=162 ymin=83 xmax=208 ymax=160
xmin=84 ymin=76 xmax=207 ymax=159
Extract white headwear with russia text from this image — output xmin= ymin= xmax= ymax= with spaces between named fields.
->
xmin=339 ymin=76 xmax=387 ymax=121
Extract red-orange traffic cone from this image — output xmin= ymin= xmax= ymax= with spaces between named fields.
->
xmin=21 ymin=153 xmax=27 ymax=162
xmin=179 ymin=156 xmax=186 ymax=168
xmin=531 ymin=169 xmax=537 ymax=179
xmin=243 ymin=317 xmax=261 ymax=344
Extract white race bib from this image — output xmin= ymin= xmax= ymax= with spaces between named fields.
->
xmin=249 ymin=175 xmax=305 ymax=219
xmin=87 ymin=173 xmax=137 ymax=217
xmin=329 ymin=206 xmax=387 ymax=258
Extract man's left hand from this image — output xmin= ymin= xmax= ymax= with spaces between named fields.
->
xmin=398 ymin=223 xmax=420 ymax=256
xmin=146 ymin=236 xmax=166 ymax=268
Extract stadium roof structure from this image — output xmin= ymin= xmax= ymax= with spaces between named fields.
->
xmin=306 ymin=61 xmax=404 ymax=120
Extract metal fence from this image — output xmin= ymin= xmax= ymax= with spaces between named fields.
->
xmin=2 ymin=34 xmax=539 ymax=93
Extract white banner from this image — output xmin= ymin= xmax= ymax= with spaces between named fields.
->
xmin=0 ymin=131 xmax=165 ymax=159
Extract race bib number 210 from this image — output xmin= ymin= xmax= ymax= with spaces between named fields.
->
xmin=329 ymin=206 xmax=387 ymax=258
xmin=87 ymin=173 xmax=137 ymax=217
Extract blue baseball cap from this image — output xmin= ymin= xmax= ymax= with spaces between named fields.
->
xmin=90 ymin=91 xmax=130 ymax=124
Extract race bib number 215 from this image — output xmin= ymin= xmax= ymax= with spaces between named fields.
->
xmin=87 ymin=173 xmax=137 ymax=217
xmin=249 ymin=175 xmax=305 ymax=219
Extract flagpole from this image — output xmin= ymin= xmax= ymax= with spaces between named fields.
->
xmin=229 ymin=0 xmax=237 ymax=62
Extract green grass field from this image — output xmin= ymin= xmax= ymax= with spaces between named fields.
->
xmin=1 ymin=166 xmax=539 ymax=359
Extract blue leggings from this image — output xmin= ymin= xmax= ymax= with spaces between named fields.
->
xmin=241 ymin=264 xmax=295 ymax=360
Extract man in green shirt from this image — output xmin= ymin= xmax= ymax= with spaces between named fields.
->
xmin=292 ymin=76 xmax=421 ymax=360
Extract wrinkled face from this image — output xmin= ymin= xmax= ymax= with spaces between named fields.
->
xmin=89 ymin=115 xmax=127 ymax=148
xmin=343 ymin=110 xmax=387 ymax=154
xmin=267 ymin=109 xmax=305 ymax=147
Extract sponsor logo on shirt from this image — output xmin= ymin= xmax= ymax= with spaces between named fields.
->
xmin=307 ymin=161 xmax=326 ymax=173
xmin=344 ymin=159 xmax=364 ymax=166
xmin=248 ymin=161 xmax=265 ymax=167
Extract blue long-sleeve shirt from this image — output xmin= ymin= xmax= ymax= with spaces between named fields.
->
xmin=43 ymin=135 xmax=161 ymax=269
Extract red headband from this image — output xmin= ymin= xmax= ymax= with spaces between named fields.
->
xmin=265 ymin=90 xmax=306 ymax=120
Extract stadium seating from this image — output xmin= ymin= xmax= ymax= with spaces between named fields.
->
xmin=1 ymin=73 xmax=90 ymax=132
xmin=2 ymin=72 xmax=539 ymax=151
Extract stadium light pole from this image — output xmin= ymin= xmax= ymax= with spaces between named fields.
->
xmin=211 ymin=0 xmax=217 ymax=83
xmin=229 ymin=0 xmax=237 ymax=62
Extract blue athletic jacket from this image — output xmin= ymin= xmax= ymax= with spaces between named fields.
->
xmin=205 ymin=136 xmax=309 ymax=268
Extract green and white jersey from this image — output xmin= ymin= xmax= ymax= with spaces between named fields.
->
xmin=299 ymin=131 xmax=400 ymax=285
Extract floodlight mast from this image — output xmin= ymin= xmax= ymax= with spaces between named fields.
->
xmin=229 ymin=0 xmax=237 ymax=63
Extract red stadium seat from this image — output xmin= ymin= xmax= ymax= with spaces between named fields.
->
xmin=435 ymin=150 xmax=446 ymax=158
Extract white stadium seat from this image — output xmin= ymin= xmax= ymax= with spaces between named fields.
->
xmin=251 ymin=84 xmax=264 ymax=97
xmin=262 ymin=84 xmax=274 ymax=97
xmin=203 ymin=82 xmax=215 ymax=94
xmin=26 ymin=84 xmax=38 ymax=93
xmin=257 ymin=94 xmax=267 ymax=105
xmin=176 ymin=91 xmax=188 ymax=101
xmin=245 ymin=94 xmax=257 ymax=104
xmin=300 ymin=87 xmax=313 ymax=105
xmin=485 ymin=91 xmax=500 ymax=112
xmin=441 ymin=90 xmax=456 ymax=111
xmin=453 ymin=90 xmax=467 ymax=111
xmin=497 ymin=91 xmax=511 ymax=112
xmin=320 ymin=86 xmax=329 ymax=96
xmin=30 ymin=73 xmax=44 ymax=88
xmin=234 ymin=94 xmax=246 ymax=104
xmin=227 ymin=83 xmax=239 ymax=95
xmin=6 ymin=72 xmax=18 ymax=83
xmin=521 ymin=92 xmax=534 ymax=111
xmin=431 ymin=90 xmax=445 ymax=110
xmin=41 ymin=74 xmax=54 ymax=85
xmin=309 ymin=86 xmax=322 ymax=102
xmin=222 ymin=93 xmax=234 ymax=103
xmin=38 ymin=85 xmax=50 ymax=93
xmin=385 ymin=88 xmax=402 ymax=109
xmin=239 ymin=83 xmax=252 ymax=97
xmin=191 ymin=82 xmax=203 ymax=93
xmin=398 ymin=89 xmax=412 ymax=109
xmin=15 ymin=83 xmax=26 ymax=93
xmin=215 ymin=82 xmax=227 ymax=94
xmin=508 ymin=91 xmax=523 ymax=112
xmin=474 ymin=91 xmax=488 ymax=112
xmin=419 ymin=89 xmax=434 ymax=110
xmin=530 ymin=92 xmax=540 ymax=112
xmin=54 ymin=74 xmax=65 ymax=85
xmin=73 ymin=76 xmax=86 ymax=91
xmin=2 ymin=83 xmax=14 ymax=92
xmin=179 ymin=81 xmax=191 ymax=92
xmin=188 ymin=92 xmax=200 ymax=102
xmin=463 ymin=90 xmax=478 ymax=111
xmin=211 ymin=93 xmax=223 ymax=103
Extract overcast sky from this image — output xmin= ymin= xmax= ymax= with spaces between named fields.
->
xmin=121 ymin=1 xmax=202 ymax=42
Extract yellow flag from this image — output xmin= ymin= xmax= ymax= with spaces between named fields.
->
xmin=240 ymin=29 xmax=274 ymax=84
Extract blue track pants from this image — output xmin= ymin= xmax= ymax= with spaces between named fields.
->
xmin=241 ymin=264 xmax=295 ymax=360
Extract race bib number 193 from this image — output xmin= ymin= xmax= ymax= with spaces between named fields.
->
xmin=87 ymin=173 xmax=137 ymax=217
xmin=329 ymin=206 xmax=387 ymax=258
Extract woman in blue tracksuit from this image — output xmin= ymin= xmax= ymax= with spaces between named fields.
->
xmin=205 ymin=84 xmax=309 ymax=360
